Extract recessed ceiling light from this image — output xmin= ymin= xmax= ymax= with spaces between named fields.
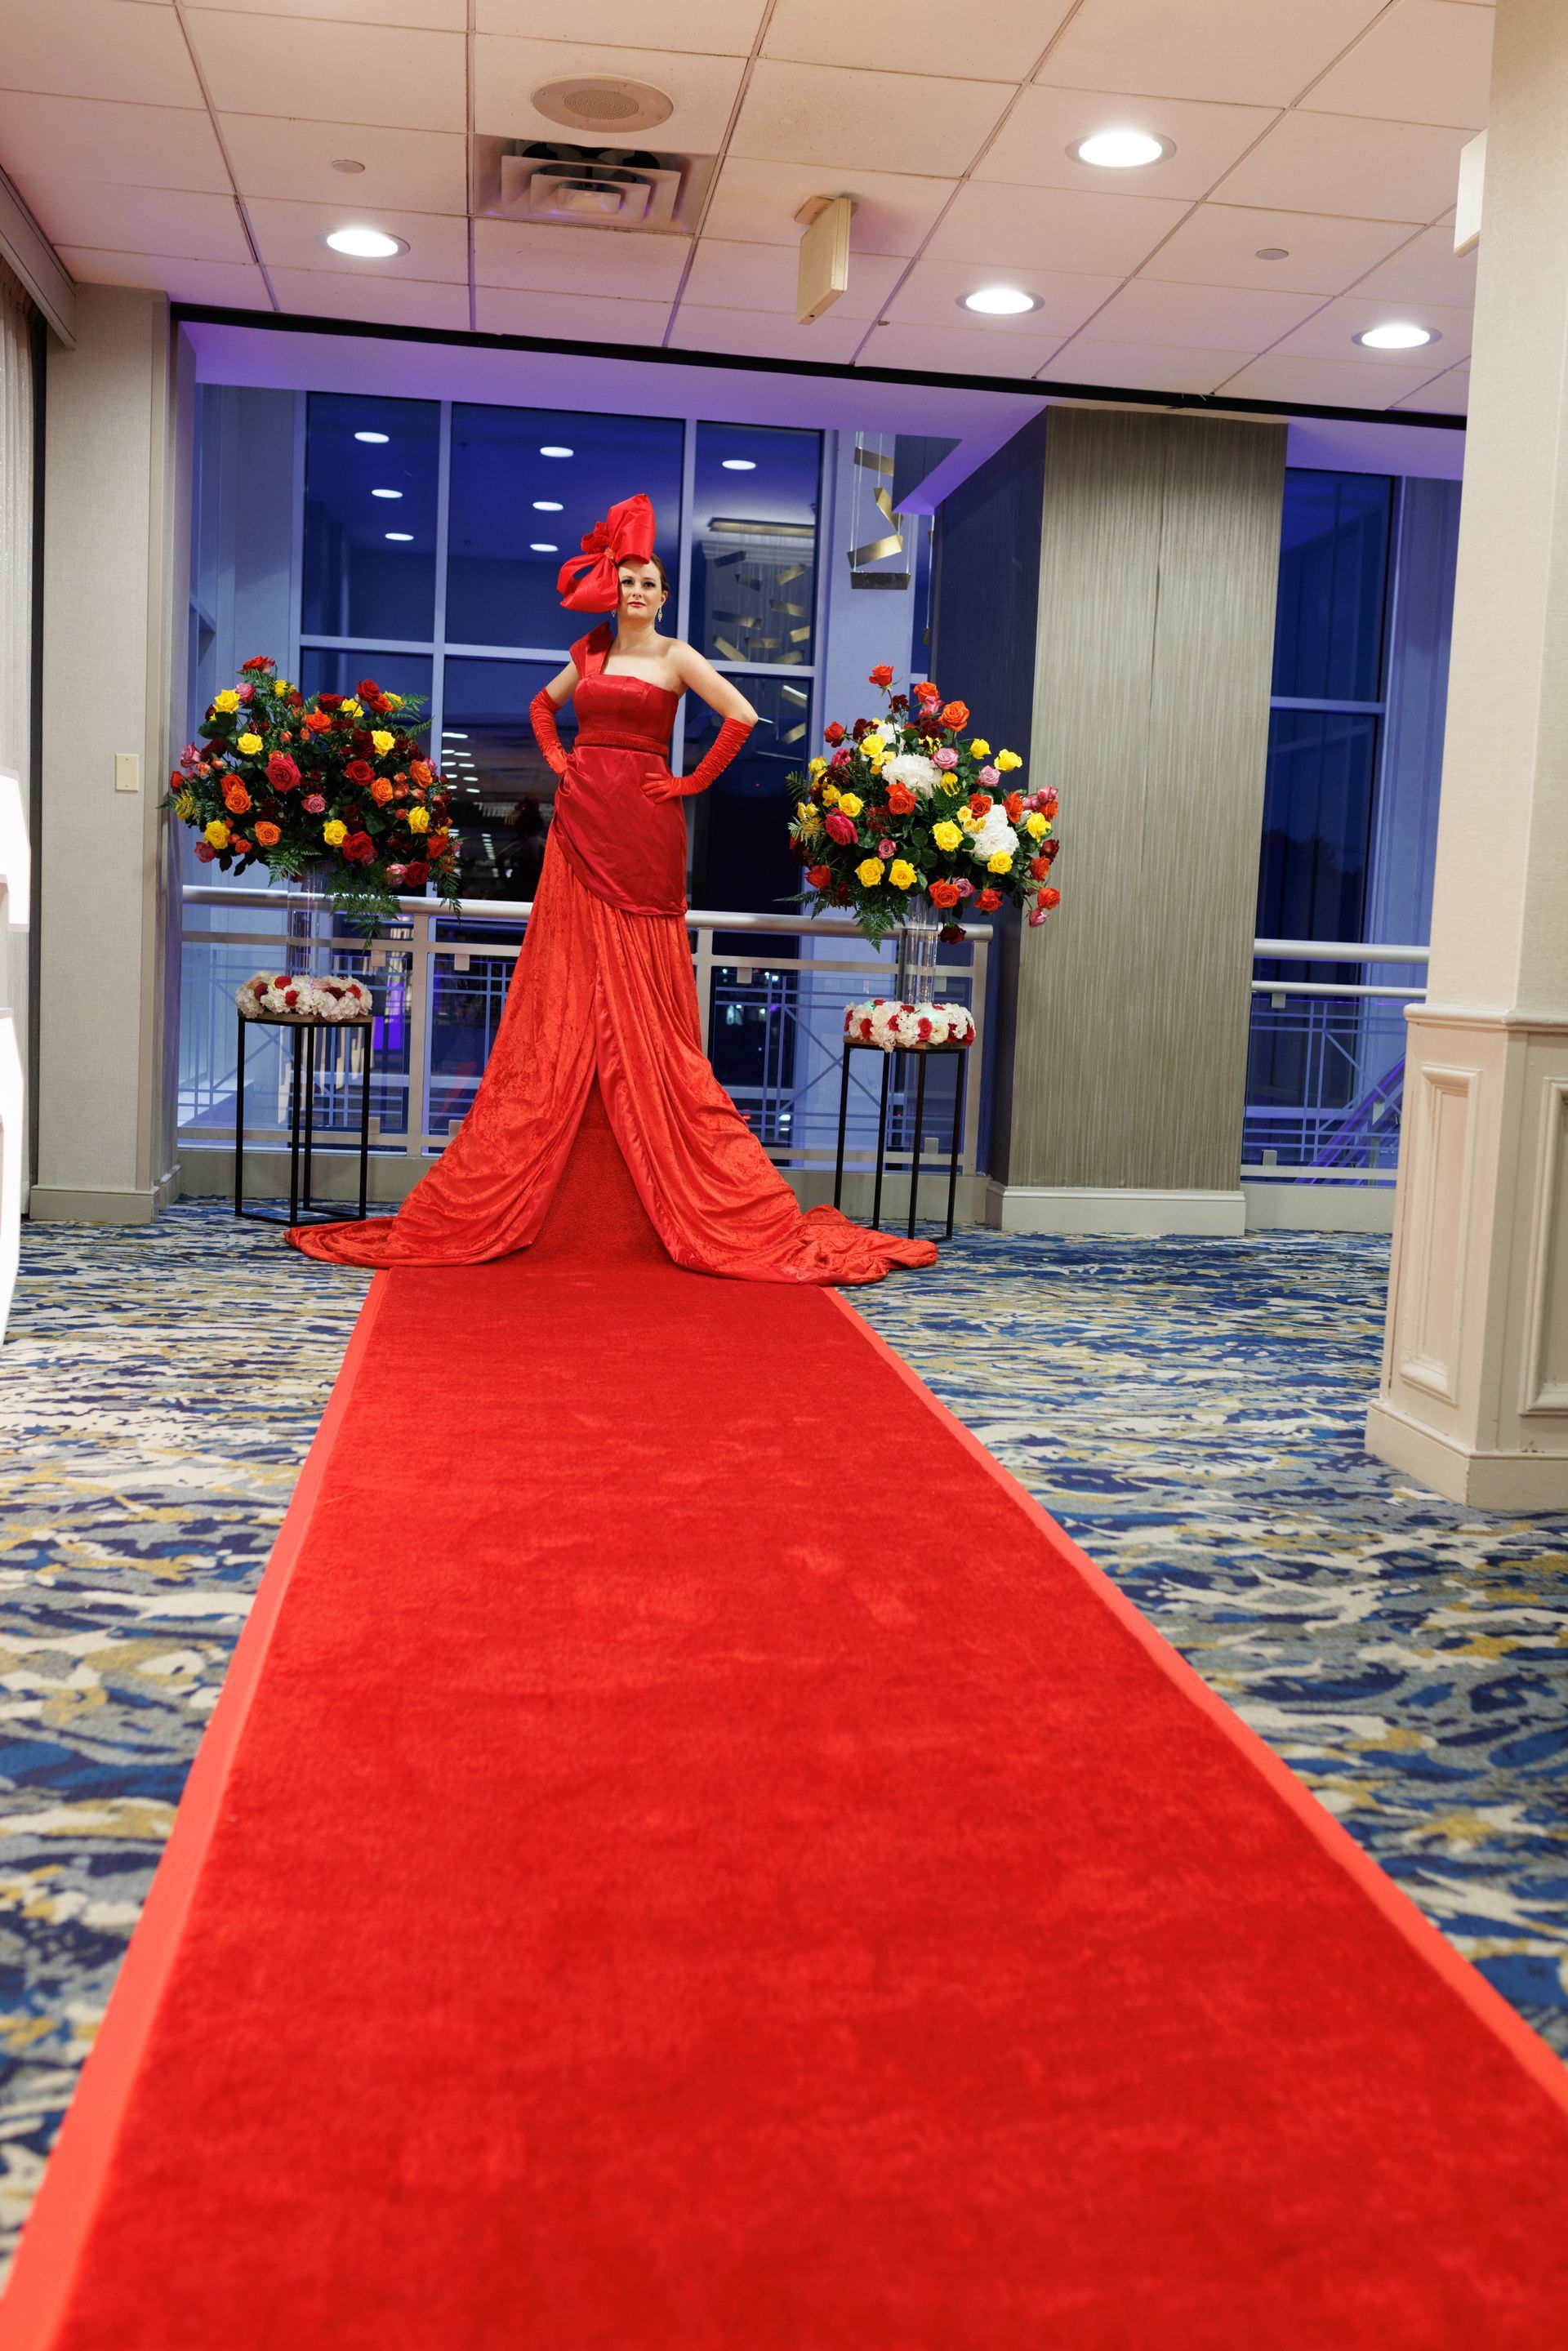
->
xmin=442 ymin=732 xmax=469 ymax=740
xmin=1255 ymin=247 xmax=1290 ymax=261
xmin=322 ymin=226 xmax=408 ymax=260
xmin=530 ymin=541 xmax=559 ymax=552
xmin=331 ymin=158 xmax=366 ymax=175
xmin=539 ymin=445 xmax=573 ymax=457
xmin=1356 ymin=321 xmax=1437 ymax=350
xmin=722 ymin=458 xmax=758 ymax=470
xmin=1071 ymin=128 xmax=1173 ymax=170
xmin=371 ymin=488 xmax=402 ymax=499
xmin=385 ymin=531 xmax=413 ymax=542
xmin=961 ymin=285 xmax=1041 ymax=316
xmin=354 ymin=430 xmax=390 ymax=443
xmin=532 ymin=499 xmax=564 ymax=510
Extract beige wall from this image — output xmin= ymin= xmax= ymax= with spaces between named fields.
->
xmin=33 ymin=288 xmax=189 ymax=1222
xmin=993 ymin=407 xmax=1285 ymax=1228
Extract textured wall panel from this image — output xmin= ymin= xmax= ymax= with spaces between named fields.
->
xmin=1006 ymin=408 xmax=1285 ymax=1192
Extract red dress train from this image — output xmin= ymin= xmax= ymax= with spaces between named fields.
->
xmin=288 ymin=657 xmax=937 ymax=1285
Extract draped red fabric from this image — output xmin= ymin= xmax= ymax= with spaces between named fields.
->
xmin=289 ymin=670 xmax=937 ymax=1285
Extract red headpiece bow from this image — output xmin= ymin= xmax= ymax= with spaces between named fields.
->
xmin=555 ymin=492 xmax=657 ymax=613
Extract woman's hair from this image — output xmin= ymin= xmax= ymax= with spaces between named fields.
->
xmin=618 ymin=552 xmax=671 ymax=600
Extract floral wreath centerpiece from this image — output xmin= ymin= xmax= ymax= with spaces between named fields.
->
xmin=164 ymin=657 xmax=462 ymax=928
xmin=788 ymin=666 xmax=1062 ymax=949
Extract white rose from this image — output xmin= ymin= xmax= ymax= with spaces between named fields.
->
xmin=880 ymin=753 xmax=942 ymax=797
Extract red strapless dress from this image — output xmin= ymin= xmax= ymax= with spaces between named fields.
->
xmin=287 ymin=646 xmax=937 ymax=1284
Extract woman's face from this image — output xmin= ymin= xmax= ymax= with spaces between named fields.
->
xmin=618 ymin=562 xmax=666 ymax=625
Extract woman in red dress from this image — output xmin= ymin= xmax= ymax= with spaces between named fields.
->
xmin=288 ymin=495 xmax=937 ymax=1285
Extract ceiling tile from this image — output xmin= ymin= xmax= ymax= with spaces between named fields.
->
xmin=473 ymin=35 xmax=745 ymax=148
xmin=730 ymin=60 xmax=1013 ymax=173
xmin=473 ymin=219 xmax=690 ymax=300
xmin=194 ymin=0 xmax=464 ymax=23
xmin=976 ymin=85 xmax=1280 ymax=202
xmin=474 ymin=285 xmax=672 ymax=343
xmin=1390 ymin=363 xmax=1469 ymax=413
xmin=856 ymin=319 xmax=1060 ymax=378
xmin=1264 ymin=292 xmax=1473 ymax=364
xmin=1214 ymin=111 xmax=1469 ymax=222
xmin=1 ymin=0 xmax=204 ymax=108
xmin=1214 ymin=350 xmax=1441 ymax=407
xmin=220 ymin=116 xmax=468 ymax=215
xmin=763 ymin=0 xmax=1075 ymax=82
xmin=13 ymin=179 xmax=250 ymax=265
xmin=884 ymin=256 xmax=1122 ymax=336
xmin=55 ymin=247 xmax=271 ymax=308
xmin=1058 ymin=275 xmax=1324 ymax=350
xmin=1350 ymin=220 xmax=1479 ymax=307
xmin=473 ymin=0 xmax=765 ymax=52
xmin=267 ymin=268 xmax=472 ymax=330
xmin=700 ymin=157 xmax=954 ymax=257
xmin=1037 ymin=0 xmax=1385 ymax=107
xmin=681 ymin=236 xmax=903 ymax=321
xmin=1301 ymin=0 xmax=1493 ymax=129
xmin=670 ymin=301 xmax=869 ymax=364
xmin=0 ymin=91 xmax=230 ymax=192
xmin=1135 ymin=202 xmax=1413 ymax=295
xmin=244 ymin=197 xmax=469 ymax=283
xmin=183 ymin=10 xmax=466 ymax=132
xmin=1041 ymin=340 xmax=1262 ymax=394
xmin=924 ymin=180 xmax=1189 ymax=275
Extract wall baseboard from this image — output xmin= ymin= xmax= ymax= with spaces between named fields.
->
xmin=984 ymin=1183 xmax=1247 ymax=1236
xmin=29 ymin=1185 xmax=163 ymax=1225
xmin=1242 ymin=1181 xmax=1396 ymax=1233
xmin=1365 ymin=1398 xmax=1568 ymax=1511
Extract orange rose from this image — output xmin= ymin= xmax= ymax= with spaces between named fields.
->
xmin=302 ymin=710 xmax=333 ymax=735
xmin=886 ymin=781 xmax=916 ymax=815
xmin=222 ymin=780 xmax=252 ymax=816
xmin=410 ymin=759 xmax=433 ymax=787
xmin=253 ymin=820 xmax=281 ymax=847
xmin=371 ymin=778 xmax=394 ymax=805
xmin=940 ymin=701 xmax=969 ymax=729
xmin=1004 ymin=790 xmax=1023 ymax=823
xmin=929 ymin=878 xmax=960 ymax=909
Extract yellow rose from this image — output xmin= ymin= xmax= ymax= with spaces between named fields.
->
xmin=385 ymin=692 xmax=403 ymax=709
xmin=996 ymin=749 xmax=1022 ymax=772
xmin=798 ymin=808 xmax=822 ymax=838
xmin=203 ymin=819 xmax=229 ymax=849
xmin=932 ymin=820 xmax=961 ymax=852
xmin=958 ymin=808 xmax=978 ymax=830
xmin=407 ymin=805 xmax=430 ymax=833
xmin=987 ymin=850 xmax=1013 ymax=875
xmin=969 ymin=738 xmax=991 ymax=759
xmin=371 ymin=729 xmax=395 ymax=755
xmin=855 ymin=857 xmax=884 ymax=888
xmin=322 ymin=819 xmax=348 ymax=847
xmin=273 ymin=679 xmax=290 ymax=697
xmin=1025 ymin=811 xmax=1048 ymax=839
xmin=889 ymin=859 xmax=916 ymax=890
xmin=236 ymin=732 xmax=263 ymax=755
xmin=808 ymin=756 xmax=826 ymax=777
xmin=822 ymin=783 xmax=841 ymax=806
xmin=837 ymin=792 xmax=864 ymax=819
xmin=212 ymin=689 xmax=238 ymax=713
xmin=939 ymin=776 xmax=962 ymax=796
xmin=341 ymin=699 xmax=363 ymax=719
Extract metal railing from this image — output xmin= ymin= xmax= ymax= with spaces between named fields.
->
xmin=1245 ymin=939 xmax=1428 ymax=1182
xmin=179 ymin=885 xmax=990 ymax=1187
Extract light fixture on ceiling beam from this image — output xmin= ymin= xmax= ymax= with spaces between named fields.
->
xmin=1355 ymin=322 xmax=1437 ymax=350
xmin=795 ymin=194 xmax=855 ymax=324
xmin=1455 ymin=128 xmax=1486 ymax=255
xmin=321 ymin=227 xmax=408 ymax=260
xmin=1070 ymin=129 xmax=1174 ymax=170
xmin=354 ymin=430 xmax=390 ymax=444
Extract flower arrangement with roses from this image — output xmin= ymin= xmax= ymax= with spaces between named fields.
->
xmin=787 ymin=666 xmax=1062 ymax=947
xmin=164 ymin=656 xmax=461 ymax=927
xmin=235 ymin=973 xmax=373 ymax=1021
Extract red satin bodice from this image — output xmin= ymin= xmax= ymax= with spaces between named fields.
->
xmin=550 ymin=650 xmax=688 ymax=918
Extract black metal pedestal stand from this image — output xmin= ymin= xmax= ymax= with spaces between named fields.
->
xmin=833 ymin=1039 xmax=970 ymax=1240
xmin=234 ymin=1011 xmax=374 ymax=1227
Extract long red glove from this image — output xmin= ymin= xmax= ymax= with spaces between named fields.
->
xmin=647 ymin=716 xmax=753 ymax=803
xmin=529 ymin=688 xmax=570 ymax=779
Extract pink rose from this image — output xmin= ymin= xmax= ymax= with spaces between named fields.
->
xmin=953 ymin=876 xmax=975 ymax=900
xmin=1028 ymin=906 xmax=1049 ymax=926
xmin=302 ymin=793 xmax=326 ymax=815
xmin=877 ymin=837 xmax=895 ymax=858
xmin=830 ymin=745 xmax=853 ymax=768
xmin=825 ymin=809 xmax=858 ymax=845
xmin=237 ymin=683 xmax=254 ymax=704
xmin=266 ymin=751 xmax=300 ymax=791
xmin=933 ymin=746 xmax=958 ymax=770
xmin=385 ymin=862 xmax=407 ymax=885
xmin=978 ymin=764 xmax=998 ymax=787
xmin=194 ymin=840 xmax=216 ymax=863
xmin=1039 ymin=788 xmax=1059 ymax=814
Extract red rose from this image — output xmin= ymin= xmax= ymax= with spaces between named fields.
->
xmin=825 ymin=810 xmax=858 ymax=845
xmin=886 ymin=781 xmax=916 ymax=815
xmin=969 ymin=792 xmax=992 ymax=817
xmin=807 ymin=863 xmax=831 ymax=888
xmin=975 ymin=887 xmax=1002 ymax=913
xmin=868 ymin=664 xmax=894 ymax=689
xmin=403 ymin=860 xmax=430 ymax=888
xmin=940 ymin=700 xmax=969 ymax=728
xmin=1004 ymin=790 xmax=1023 ymax=823
xmin=1041 ymin=837 xmax=1060 ymax=866
xmin=823 ymin=722 xmax=846 ymax=746
xmin=194 ymin=840 xmax=216 ymax=863
xmin=939 ymin=924 xmax=965 ymax=943
xmin=929 ymin=878 xmax=960 ymax=909
xmin=342 ymin=830 xmax=376 ymax=865
xmin=1040 ymin=886 xmax=1061 ymax=909
xmin=356 ymin=678 xmax=381 ymax=700
xmin=318 ymin=693 xmax=342 ymax=710
xmin=266 ymin=751 xmax=300 ymax=791
xmin=240 ymin=655 xmax=273 ymax=673
xmin=344 ymin=759 xmax=374 ymax=786
xmin=1029 ymin=855 xmax=1050 ymax=881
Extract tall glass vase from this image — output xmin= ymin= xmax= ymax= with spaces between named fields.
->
xmin=894 ymin=904 xmax=942 ymax=1001
xmin=285 ymin=862 xmax=333 ymax=977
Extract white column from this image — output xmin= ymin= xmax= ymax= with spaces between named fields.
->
xmin=32 ymin=289 xmax=189 ymax=1222
xmin=1366 ymin=0 xmax=1568 ymax=1505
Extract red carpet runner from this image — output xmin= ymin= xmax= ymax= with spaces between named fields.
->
xmin=7 ymin=1094 xmax=1568 ymax=2347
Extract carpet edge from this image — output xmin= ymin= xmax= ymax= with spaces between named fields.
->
xmin=0 ymin=1272 xmax=393 ymax=2351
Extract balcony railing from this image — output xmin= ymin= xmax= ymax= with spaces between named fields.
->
xmin=1244 ymin=938 xmax=1428 ymax=1184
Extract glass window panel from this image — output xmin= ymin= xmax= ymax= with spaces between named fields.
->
xmin=692 ymin=423 xmax=821 ymax=668
xmin=1271 ymin=470 xmax=1392 ymax=703
xmin=301 ymin=394 xmax=439 ymax=643
xmin=440 ymin=657 xmax=573 ymax=902
xmin=446 ymin=406 xmax=683 ymax=652
xmin=300 ymin=648 xmax=434 ymax=710
xmin=689 ymin=673 xmax=814 ymax=916
xmin=1255 ymin=707 xmax=1379 ymax=951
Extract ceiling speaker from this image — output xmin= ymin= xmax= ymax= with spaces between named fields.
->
xmin=531 ymin=78 xmax=674 ymax=135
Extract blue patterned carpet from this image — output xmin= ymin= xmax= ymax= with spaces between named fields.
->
xmin=0 ymin=1211 xmax=1564 ymax=2278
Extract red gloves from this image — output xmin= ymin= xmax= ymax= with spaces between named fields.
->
xmin=647 ymin=717 xmax=753 ymax=803
xmin=529 ymin=688 xmax=569 ymax=779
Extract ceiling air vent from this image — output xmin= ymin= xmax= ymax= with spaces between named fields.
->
xmin=473 ymin=138 xmax=715 ymax=234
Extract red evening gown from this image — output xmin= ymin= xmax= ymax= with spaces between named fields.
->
xmin=287 ymin=644 xmax=938 ymax=1285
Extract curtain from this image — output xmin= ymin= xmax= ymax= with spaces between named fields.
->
xmin=0 ymin=253 xmax=34 ymax=1229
